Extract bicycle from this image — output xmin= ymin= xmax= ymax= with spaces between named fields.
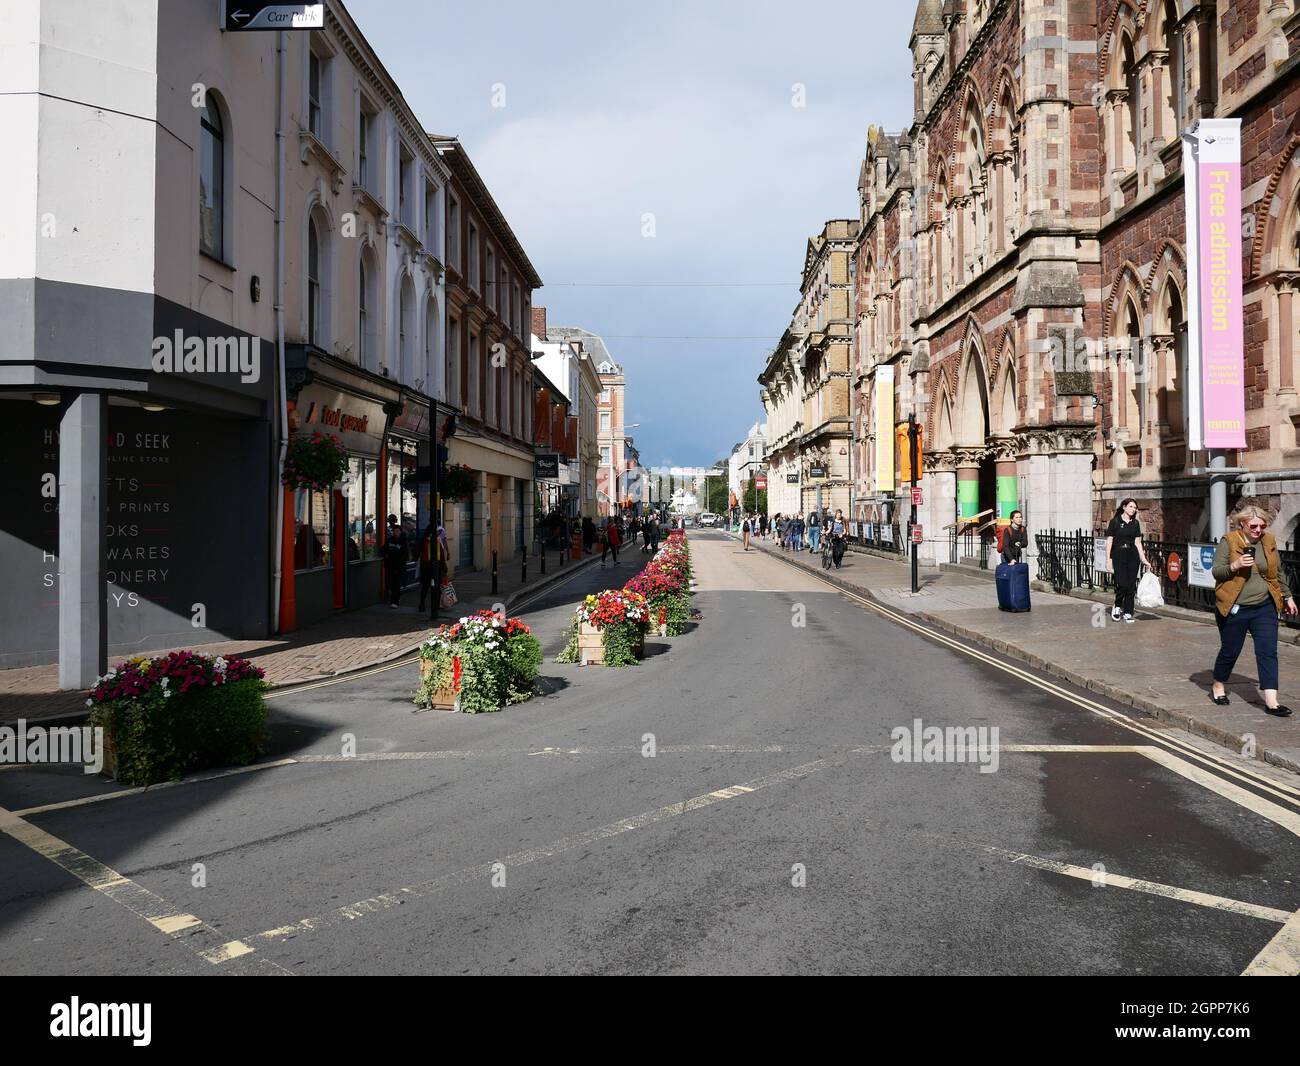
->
xmin=821 ymin=530 xmax=833 ymax=570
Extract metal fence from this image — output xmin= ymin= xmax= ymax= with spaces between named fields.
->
xmin=1034 ymin=528 xmax=1300 ymax=629
xmin=947 ymin=526 xmax=997 ymax=569
xmin=850 ymin=521 xmax=904 ymax=554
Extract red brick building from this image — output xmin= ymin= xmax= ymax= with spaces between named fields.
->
xmin=853 ymin=0 xmax=1300 ymax=564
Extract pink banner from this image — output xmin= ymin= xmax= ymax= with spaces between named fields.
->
xmin=1197 ymin=161 xmax=1247 ymax=449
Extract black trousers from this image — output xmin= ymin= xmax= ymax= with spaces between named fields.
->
xmin=602 ymin=541 xmax=619 ymax=563
xmin=386 ymin=564 xmax=404 ymax=605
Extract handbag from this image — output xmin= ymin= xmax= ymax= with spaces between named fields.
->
xmin=1135 ymin=569 xmax=1164 ymax=609
xmin=439 ymin=582 xmax=458 ymax=609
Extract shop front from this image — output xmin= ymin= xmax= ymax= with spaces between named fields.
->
xmin=282 ymin=348 xmax=401 ymax=630
xmin=445 ymin=434 xmax=534 ymax=572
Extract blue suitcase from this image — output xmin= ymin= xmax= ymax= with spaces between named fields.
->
xmin=995 ymin=561 xmax=1031 ymax=612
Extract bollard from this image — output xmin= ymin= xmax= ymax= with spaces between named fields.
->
xmin=541 ymin=545 xmax=546 ymax=575
xmin=522 ymin=553 xmax=528 ymax=584
xmin=491 ymin=550 xmax=498 ymax=596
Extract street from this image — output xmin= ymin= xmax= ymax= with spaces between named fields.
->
xmin=2 ymin=532 xmax=1297 ymax=976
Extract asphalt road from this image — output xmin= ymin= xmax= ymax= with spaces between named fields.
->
xmin=2 ymin=531 xmax=1299 ymax=975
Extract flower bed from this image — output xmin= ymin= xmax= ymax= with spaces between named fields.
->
xmin=415 ymin=610 xmax=542 ymax=713
xmin=557 ymin=533 xmax=694 ymax=661
xmin=557 ymin=589 xmax=649 ymax=666
xmin=86 ymin=651 xmax=268 ymax=786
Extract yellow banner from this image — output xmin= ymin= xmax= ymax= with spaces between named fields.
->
xmin=875 ymin=365 xmax=895 ymax=493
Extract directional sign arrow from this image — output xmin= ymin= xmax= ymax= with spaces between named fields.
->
xmin=231 ymin=9 xmax=251 ymax=22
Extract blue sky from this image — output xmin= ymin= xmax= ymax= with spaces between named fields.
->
xmin=350 ymin=0 xmax=916 ymax=466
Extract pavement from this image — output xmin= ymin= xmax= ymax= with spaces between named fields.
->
xmin=3 ymin=531 xmax=1297 ymax=977
xmin=736 ymin=529 xmax=1300 ymax=774
xmin=0 ymin=543 xmax=608 ymax=726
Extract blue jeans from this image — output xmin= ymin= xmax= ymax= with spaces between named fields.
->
xmin=809 ymin=527 xmax=820 ymax=552
xmin=1214 ymin=600 xmax=1280 ymax=690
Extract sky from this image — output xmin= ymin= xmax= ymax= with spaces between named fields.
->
xmin=350 ymin=0 xmax=916 ymax=467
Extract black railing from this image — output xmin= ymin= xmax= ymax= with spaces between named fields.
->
xmin=1034 ymin=529 xmax=1300 ymax=629
xmin=849 ymin=522 xmax=903 ymax=554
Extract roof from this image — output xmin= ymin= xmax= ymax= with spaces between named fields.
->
xmin=548 ymin=326 xmax=618 ymax=370
xmin=429 ymin=136 xmax=543 ymax=289
xmin=911 ymin=0 xmax=944 ymax=42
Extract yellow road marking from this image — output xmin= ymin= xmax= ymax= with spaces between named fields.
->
xmin=0 ymin=804 xmax=287 ymax=974
xmin=1137 ymin=746 xmax=1300 ymax=838
xmin=211 ymin=757 xmax=832 ymax=961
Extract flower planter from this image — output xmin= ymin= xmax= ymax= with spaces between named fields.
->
xmin=578 ymin=621 xmax=643 ymax=665
xmin=417 ymin=657 xmax=460 ymax=711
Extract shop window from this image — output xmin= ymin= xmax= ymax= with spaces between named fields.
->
xmin=199 ymin=92 xmax=226 ymax=261
xmin=386 ymin=439 xmax=418 ymax=539
xmin=293 ymin=488 xmax=332 ymax=571
xmin=346 ymin=456 xmax=379 ymax=561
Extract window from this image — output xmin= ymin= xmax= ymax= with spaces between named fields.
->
xmin=308 ymin=51 xmax=323 ymax=139
xmin=346 ymin=457 xmax=378 ymax=561
xmin=199 ymin=93 xmax=225 ymax=260
xmin=448 ymin=196 xmax=460 ymax=267
xmin=448 ymin=315 xmax=460 ymax=406
xmin=469 ymin=331 xmax=480 ymax=413
xmin=1163 ymin=0 xmax=1184 ymax=138
xmin=486 ymin=245 xmax=495 ymax=301
xmin=358 ymin=109 xmax=372 ymax=190
xmin=513 ymin=283 xmax=521 ymax=337
xmin=601 ymin=387 xmax=611 ymax=404
xmin=600 ymin=446 xmax=611 ymax=464
xmin=424 ymin=182 xmax=438 ymax=249
xmin=499 ymin=264 xmax=508 ymax=317
xmin=600 ymin=411 xmax=611 ymax=432
xmin=1122 ymin=36 xmax=1139 ymax=171
xmin=307 ymin=219 xmax=321 ymax=345
xmin=358 ymin=257 xmax=369 ymax=367
xmin=468 ymin=223 xmax=479 ymax=290
xmin=293 ymin=488 xmax=332 ymax=571
xmin=398 ymin=144 xmax=414 ymax=228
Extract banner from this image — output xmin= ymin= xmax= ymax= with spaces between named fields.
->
xmin=875 ymin=366 xmax=895 ymax=493
xmin=1183 ymin=120 xmax=1247 ymax=450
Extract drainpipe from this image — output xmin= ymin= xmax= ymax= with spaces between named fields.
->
xmin=271 ymin=30 xmax=290 ymax=631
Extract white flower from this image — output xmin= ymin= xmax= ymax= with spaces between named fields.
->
xmin=85 ymin=698 xmax=93 ymax=707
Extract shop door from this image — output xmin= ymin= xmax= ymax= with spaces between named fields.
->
xmin=458 ymin=497 xmax=474 ymax=570
xmin=516 ymin=481 xmax=526 ymax=554
xmin=488 ymin=478 xmax=502 ymax=559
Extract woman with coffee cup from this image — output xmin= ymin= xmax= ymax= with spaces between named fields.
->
xmin=1210 ymin=505 xmax=1298 ymax=716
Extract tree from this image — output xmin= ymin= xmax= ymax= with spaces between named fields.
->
xmin=743 ymin=478 xmax=767 ymax=514
xmin=707 ymin=476 xmax=729 ymax=514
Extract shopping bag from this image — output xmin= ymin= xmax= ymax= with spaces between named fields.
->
xmin=1135 ymin=570 xmax=1164 ymax=609
xmin=439 ymin=582 xmax=458 ymax=609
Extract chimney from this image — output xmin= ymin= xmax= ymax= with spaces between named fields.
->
xmin=531 ymin=305 xmax=547 ymax=341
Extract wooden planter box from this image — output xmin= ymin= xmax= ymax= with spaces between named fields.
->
xmin=577 ymin=621 xmax=644 ymax=665
xmin=419 ymin=657 xmax=460 ymax=711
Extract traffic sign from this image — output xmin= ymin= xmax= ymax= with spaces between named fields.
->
xmin=224 ymin=3 xmax=324 ymax=31
xmin=910 ymin=524 xmax=924 ymax=544
xmin=1166 ymin=551 xmax=1182 ymax=582
xmin=911 ymin=486 xmax=923 ymax=506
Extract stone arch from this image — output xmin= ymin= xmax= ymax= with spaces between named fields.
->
xmin=930 ymin=377 xmax=956 ymax=451
xmin=950 ymin=78 xmax=989 ymax=175
xmin=1250 ymin=134 xmax=1300 ymax=277
xmin=1103 ymin=260 xmax=1147 ymax=338
xmin=955 ymin=328 xmax=991 ymax=446
xmin=1100 ymin=1 xmax=1141 ymax=88
xmin=993 ymin=338 xmax=1019 ymax=436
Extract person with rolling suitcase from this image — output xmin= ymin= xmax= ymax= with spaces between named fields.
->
xmin=995 ymin=510 xmax=1031 ymax=612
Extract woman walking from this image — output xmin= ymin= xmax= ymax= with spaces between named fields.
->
xmin=830 ymin=508 xmax=848 ymax=569
xmin=741 ymin=515 xmax=752 ymax=551
xmin=1210 ymin=506 xmax=1297 ymax=716
xmin=1104 ymin=498 xmax=1150 ymax=623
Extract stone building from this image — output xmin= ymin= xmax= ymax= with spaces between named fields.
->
xmin=435 ymin=136 xmax=541 ymax=571
xmin=759 ymin=219 xmax=856 ymax=522
xmin=847 ymin=0 xmax=1300 ymax=567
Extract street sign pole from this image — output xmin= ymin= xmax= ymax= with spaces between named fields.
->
xmin=908 ymin=413 xmax=919 ymax=594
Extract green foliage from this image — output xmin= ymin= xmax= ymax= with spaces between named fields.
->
xmin=89 ymin=678 xmax=268 ymax=787
xmin=601 ymin=621 xmax=643 ymax=667
xmin=555 ymin=616 xmax=580 ymax=663
xmin=282 ymin=431 xmax=348 ymax=491
xmin=415 ymin=622 xmax=542 ymax=713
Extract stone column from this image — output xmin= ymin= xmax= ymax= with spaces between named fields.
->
xmin=955 ymin=451 xmax=981 ymax=523
xmin=922 ymin=450 xmax=957 ymax=566
xmin=1278 ymin=274 xmax=1298 ymax=392
xmin=59 ymin=392 xmax=107 ymax=689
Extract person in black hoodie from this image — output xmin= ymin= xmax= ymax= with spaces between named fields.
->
xmin=383 ymin=514 xmax=408 ymax=608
